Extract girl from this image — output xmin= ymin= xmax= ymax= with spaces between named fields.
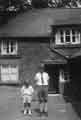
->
xmin=21 ymin=81 xmax=34 ymax=115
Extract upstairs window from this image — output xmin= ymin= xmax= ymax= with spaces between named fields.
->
xmin=1 ymin=40 xmax=18 ymax=55
xmin=55 ymin=29 xmax=80 ymax=45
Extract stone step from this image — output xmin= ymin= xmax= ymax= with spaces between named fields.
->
xmin=48 ymin=94 xmax=65 ymax=105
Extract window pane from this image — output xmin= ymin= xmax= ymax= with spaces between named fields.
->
xmin=60 ymin=30 xmax=64 ymax=43
xmin=60 ymin=30 xmax=63 ymax=35
xmin=7 ymin=41 xmax=9 ymax=53
xmin=3 ymin=41 xmax=7 ymax=49
xmin=76 ymin=34 xmax=79 ymax=40
xmin=11 ymin=74 xmax=17 ymax=81
xmin=66 ymin=30 xmax=70 ymax=35
xmin=76 ymin=31 xmax=79 ymax=40
xmin=66 ymin=36 xmax=70 ymax=42
xmin=11 ymin=42 xmax=14 ymax=52
xmin=72 ymin=36 xmax=75 ymax=42
xmin=72 ymin=30 xmax=75 ymax=35
xmin=11 ymin=41 xmax=16 ymax=53
xmin=2 ymin=74 xmax=10 ymax=81
xmin=72 ymin=30 xmax=75 ymax=42
xmin=72 ymin=30 xmax=80 ymax=43
xmin=66 ymin=30 xmax=70 ymax=42
xmin=2 ymin=41 xmax=8 ymax=54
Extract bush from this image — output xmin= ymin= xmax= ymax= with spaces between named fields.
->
xmin=32 ymin=0 xmax=48 ymax=8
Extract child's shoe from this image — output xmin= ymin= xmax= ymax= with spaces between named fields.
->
xmin=38 ymin=111 xmax=43 ymax=117
xmin=28 ymin=110 xmax=32 ymax=116
xmin=24 ymin=110 xmax=27 ymax=115
xmin=44 ymin=111 xmax=48 ymax=116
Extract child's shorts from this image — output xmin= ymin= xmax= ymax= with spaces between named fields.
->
xmin=37 ymin=85 xmax=48 ymax=103
xmin=22 ymin=94 xmax=32 ymax=103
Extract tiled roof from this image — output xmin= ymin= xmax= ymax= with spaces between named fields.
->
xmin=0 ymin=8 xmax=81 ymax=37
xmin=53 ymin=9 xmax=81 ymax=26
xmin=71 ymin=49 xmax=81 ymax=58
xmin=53 ymin=46 xmax=81 ymax=59
xmin=42 ymin=45 xmax=81 ymax=64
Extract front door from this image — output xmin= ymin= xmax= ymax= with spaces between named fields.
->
xmin=44 ymin=64 xmax=59 ymax=94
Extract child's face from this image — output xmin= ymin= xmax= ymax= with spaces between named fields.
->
xmin=40 ymin=68 xmax=44 ymax=73
xmin=25 ymin=83 xmax=29 ymax=88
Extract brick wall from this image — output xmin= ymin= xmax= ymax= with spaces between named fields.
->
xmin=18 ymin=39 xmax=50 ymax=84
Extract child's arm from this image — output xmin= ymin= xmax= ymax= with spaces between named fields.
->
xmin=20 ymin=86 xmax=25 ymax=97
xmin=30 ymin=86 xmax=35 ymax=101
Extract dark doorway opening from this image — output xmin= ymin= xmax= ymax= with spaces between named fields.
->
xmin=70 ymin=59 xmax=81 ymax=100
xmin=44 ymin=64 xmax=59 ymax=94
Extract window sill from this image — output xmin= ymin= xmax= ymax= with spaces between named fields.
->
xmin=53 ymin=43 xmax=81 ymax=49
xmin=0 ymin=55 xmax=21 ymax=59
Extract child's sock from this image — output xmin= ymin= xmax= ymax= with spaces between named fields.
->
xmin=40 ymin=103 xmax=44 ymax=113
xmin=44 ymin=102 xmax=48 ymax=112
xmin=28 ymin=109 xmax=32 ymax=115
xmin=24 ymin=109 xmax=27 ymax=115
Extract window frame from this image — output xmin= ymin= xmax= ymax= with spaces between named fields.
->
xmin=1 ymin=64 xmax=19 ymax=82
xmin=65 ymin=30 xmax=71 ymax=43
xmin=55 ymin=29 xmax=80 ymax=45
xmin=1 ymin=40 xmax=18 ymax=55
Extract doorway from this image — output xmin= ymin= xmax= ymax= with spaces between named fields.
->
xmin=70 ymin=59 xmax=81 ymax=100
xmin=44 ymin=64 xmax=59 ymax=94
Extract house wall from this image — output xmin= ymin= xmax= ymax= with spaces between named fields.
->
xmin=0 ymin=38 xmax=50 ymax=84
xmin=18 ymin=39 xmax=50 ymax=84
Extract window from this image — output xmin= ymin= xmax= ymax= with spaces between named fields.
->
xmin=59 ymin=69 xmax=69 ymax=82
xmin=64 ymin=71 xmax=70 ymax=81
xmin=1 ymin=65 xmax=18 ymax=82
xmin=55 ymin=29 xmax=80 ymax=45
xmin=66 ymin=30 xmax=70 ymax=43
xmin=1 ymin=40 xmax=18 ymax=55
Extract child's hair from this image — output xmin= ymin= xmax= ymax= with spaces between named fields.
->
xmin=23 ymin=81 xmax=29 ymax=88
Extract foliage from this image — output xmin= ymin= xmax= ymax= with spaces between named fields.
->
xmin=32 ymin=0 xmax=48 ymax=8
xmin=0 ymin=0 xmax=81 ymax=11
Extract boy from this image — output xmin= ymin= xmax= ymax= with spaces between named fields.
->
xmin=21 ymin=81 xmax=34 ymax=115
xmin=34 ymin=65 xmax=49 ymax=116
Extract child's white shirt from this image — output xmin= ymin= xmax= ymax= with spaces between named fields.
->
xmin=21 ymin=85 xmax=34 ymax=103
xmin=21 ymin=85 xmax=34 ymax=96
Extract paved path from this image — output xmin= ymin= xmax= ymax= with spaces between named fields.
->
xmin=0 ymin=86 xmax=80 ymax=120
xmin=49 ymin=94 xmax=81 ymax=120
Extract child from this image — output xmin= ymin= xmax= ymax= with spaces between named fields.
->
xmin=21 ymin=81 xmax=34 ymax=115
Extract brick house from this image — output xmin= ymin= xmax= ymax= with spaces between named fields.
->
xmin=0 ymin=9 xmax=81 ymax=99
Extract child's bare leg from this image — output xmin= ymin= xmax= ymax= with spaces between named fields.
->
xmin=43 ymin=99 xmax=48 ymax=116
xmin=44 ymin=102 xmax=48 ymax=112
xmin=28 ymin=103 xmax=32 ymax=115
xmin=39 ymin=102 xmax=44 ymax=113
xmin=24 ymin=102 xmax=28 ymax=114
